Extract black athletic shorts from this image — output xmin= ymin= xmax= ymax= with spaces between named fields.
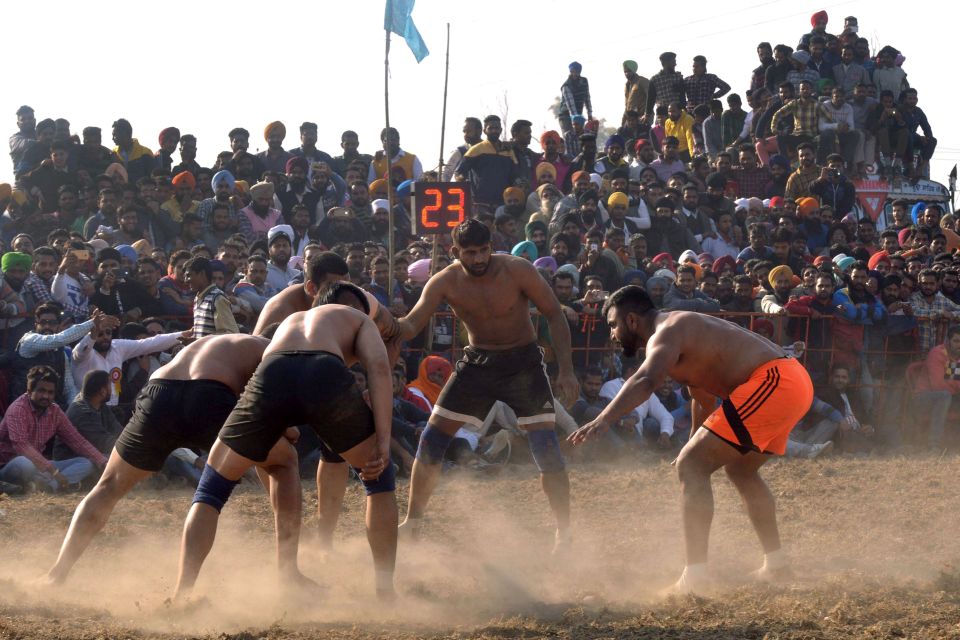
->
xmin=115 ymin=379 xmax=237 ymax=472
xmin=433 ymin=342 xmax=555 ymax=429
xmin=219 ymin=350 xmax=375 ymax=462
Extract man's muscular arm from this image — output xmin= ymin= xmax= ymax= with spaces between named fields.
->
xmin=569 ymin=334 xmax=680 ymax=445
xmin=397 ymin=271 xmax=447 ymax=340
xmin=516 ymin=259 xmax=580 ymax=406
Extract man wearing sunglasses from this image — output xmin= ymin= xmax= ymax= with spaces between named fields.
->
xmin=11 ymin=305 xmax=119 ymax=408
xmin=71 ymin=316 xmax=191 ymax=409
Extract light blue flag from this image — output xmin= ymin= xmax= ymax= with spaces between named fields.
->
xmin=384 ymin=0 xmax=429 ymax=63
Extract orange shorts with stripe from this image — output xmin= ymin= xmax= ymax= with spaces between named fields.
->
xmin=702 ymin=357 xmax=813 ymax=456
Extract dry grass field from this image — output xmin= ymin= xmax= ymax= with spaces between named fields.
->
xmin=2 ymin=453 xmax=960 ymax=639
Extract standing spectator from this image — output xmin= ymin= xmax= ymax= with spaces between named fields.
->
xmin=367 ymin=127 xmax=422 ymax=185
xmin=646 ymin=52 xmax=686 ymax=123
xmin=442 ymin=118 xmax=482 ymax=182
xmin=9 ymin=105 xmax=36 ymax=174
xmin=663 ymin=103 xmax=696 ymax=163
xmin=721 ymin=94 xmax=748 ymax=149
xmin=290 ymin=122 xmax=336 ymax=172
xmin=913 ymin=326 xmax=960 ymax=449
xmin=751 ymin=42 xmax=774 ymax=92
xmin=330 ymin=130 xmax=373 ymax=179
xmin=623 ymin=60 xmax=649 ymax=121
xmin=110 ymin=119 xmax=155 ymax=184
xmin=910 ymin=269 xmax=960 ymax=354
xmin=0 ymin=366 xmax=106 ymax=492
xmin=171 ymin=134 xmax=200 ymax=177
xmin=898 ymin=89 xmax=936 ymax=179
xmin=59 ymin=370 xmax=122 ymax=457
xmin=265 ymin=225 xmax=299 ymax=292
xmin=257 ymin=122 xmax=293 ymax=174
xmin=833 ymin=45 xmax=871 ymax=94
xmin=702 ymin=100 xmax=724 ymax=159
xmin=873 ymin=46 xmax=909 ymax=99
xmin=71 ymin=317 xmax=186 ymax=405
xmin=155 ymin=127 xmax=180 ymax=173
xmin=184 ymin=257 xmax=237 ymax=338
xmin=683 ymin=55 xmax=730 ymax=108
xmin=558 ymin=62 xmax=593 ymax=135
xmin=454 ymin=116 xmax=519 ymax=208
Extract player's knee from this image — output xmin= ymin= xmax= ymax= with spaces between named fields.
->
xmin=415 ymin=425 xmax=454 ymax=465
xmin=193 ymin=464 xmax=239 ymax=513
xmin=360 ymin=460 xmax=396 ymax=496
xmin=527 ymin=429 xmax=565 ymax=473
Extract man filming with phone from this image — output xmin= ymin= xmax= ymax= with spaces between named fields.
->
xmin=811 ymin=153 xmax=857 ymax=217
xmin=52 ymin=242 xmax=94 ymax=322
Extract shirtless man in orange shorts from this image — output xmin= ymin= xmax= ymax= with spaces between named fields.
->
xmin=569 ymin=286 xmax=813 ymax=594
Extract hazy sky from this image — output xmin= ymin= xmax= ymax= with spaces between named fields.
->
xmin=4 ymin=0 xmax=959 ymax=192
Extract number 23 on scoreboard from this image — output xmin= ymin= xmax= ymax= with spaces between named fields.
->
xmin=413 ymin=182 xmax=472 ymax=235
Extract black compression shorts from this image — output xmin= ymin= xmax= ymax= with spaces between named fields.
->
xmin=433 ymin=342 xmax=556 ymax=429
xmin=115 ymin=379 xmax=237 ymax=471
xmin=219 ymin=350 xmax=375 ymax=462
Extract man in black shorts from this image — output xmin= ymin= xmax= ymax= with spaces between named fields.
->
xmin=393 ymin=219 xmax=580 ymax=550
xmin=42 ymin=332 xmax=310 ymax=589
xmin=174 ymin=284 xmax=398 ymax=600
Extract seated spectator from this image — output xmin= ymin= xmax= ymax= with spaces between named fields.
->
xmin=912 ymin=326 xmax=960 ymax=449
xmin=0 ymin=366 xmax=107 ymax=492
xmin=57 ymin=370 xmax=122 ymax=458
xmin=599 ymin=359 xmax=675 ymax=448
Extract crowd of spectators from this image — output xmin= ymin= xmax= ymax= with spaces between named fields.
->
xmin=0 ymin=9 xmax=957 ymax=495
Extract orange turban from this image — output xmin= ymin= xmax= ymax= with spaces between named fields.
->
xmin=172 ymin=171 xmax=196 ymax=189
xmin=264 ymin=121 xmax=286 ymax=140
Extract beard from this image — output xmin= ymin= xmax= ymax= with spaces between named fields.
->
xmin=464 ymin=261 xmax=489 ymax=277
xmin=620 ymin=334 xmax=641 ymax=358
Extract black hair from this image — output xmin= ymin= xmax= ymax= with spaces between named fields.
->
xmin=306 ymin=251 xmax=349 ymax=285
xmin=27 ymin=365 xmax=59 ymax=392
xmin=184 ymin=256 xmax=212 ymax=280
xmin=318 ymin=281 xmax=370 ymax=314
xmin=602 ymin=285 xmax=656 ymax=318
xmin=452 ymin=218 xmax=491 ymax=248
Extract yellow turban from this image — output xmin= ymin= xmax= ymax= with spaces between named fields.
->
xmin=607 ymin=191 xmax=629 ymax=208
xmin=503 ymin=186 xmax=524 ymax=201
xmin=264 ymin=121 xmax=286 ymax=141
xmin=535 ymin=162 xmax=557 ymax=180
xmin=369 ymin=179 xmax=388 ymax=197
xmin=796 ymin=197 xmax=819 ymax=217
xmin=768 ymin=265 xmax=794 ymax=287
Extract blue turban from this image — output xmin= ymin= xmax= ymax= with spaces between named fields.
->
xmin=623 ymin=269 xmax=648 ymax=286
xmin=114 ymin=244 xmax=137 ymax=263
xmin=397 ymin=179 xmax=415 ymax=200
xmin=511 ymin=240 xmax=538 ymax=261
xmin=605 ymin=134 xmax=626 ymax=150
xmin=211 ymin=170 xmax=236 ymax=191
xmin=911 ymin=201 xmax=926 ymax=224
xmin=571 ymin=115 xmax=587 ymax=125
xmin=569 ymin=61 xmax=582 ymax=72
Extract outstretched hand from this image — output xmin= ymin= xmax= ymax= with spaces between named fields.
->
xmin=567 ymin=416 xmax=610 ymax=446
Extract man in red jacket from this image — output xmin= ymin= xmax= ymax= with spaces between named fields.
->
xmin=914 ymin=326 xmax=960 ymax=449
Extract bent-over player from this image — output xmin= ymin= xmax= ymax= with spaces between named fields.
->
xmin=254 ymin=251 xmax=399 ymax=550
xmin=394 ymin=219 xmax=580 ymax=549
xmin=569 ymin=286 xmax=814 ymax=593
xmin=43 ymin=333 xmax=308 ymax=588
xmin=174 ymin=284 xmax=397 ymax=599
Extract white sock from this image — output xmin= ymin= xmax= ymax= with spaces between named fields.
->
xmin=375 ymin=570 xmax=394 ymax=592
xmin=763 ymin=549 xmax=786 ymax=570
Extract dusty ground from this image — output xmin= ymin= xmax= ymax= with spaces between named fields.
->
xmin=2 ymin=453 xmax=960 ymax=639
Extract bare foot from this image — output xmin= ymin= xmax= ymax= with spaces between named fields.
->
xmin=398 ymin=517 xmax=422 ymax=542
xmin=662 ymin=566 xmax=711 ymax=597
xmin=750 ymin=565 xmax=794 ymax=584
xmin=551 ymin=528 xmax=572 ymax=557
xmin=282 ymin=569 xmax=325 ymax=597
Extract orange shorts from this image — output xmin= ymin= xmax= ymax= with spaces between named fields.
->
xmin=703 ymin=357 xmax=813 ymax=456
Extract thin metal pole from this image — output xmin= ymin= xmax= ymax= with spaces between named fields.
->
xmin=385 ymin=29 xmax=396 ymax=301
xmin=437 ymin=23 xmax=451 ymax=176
